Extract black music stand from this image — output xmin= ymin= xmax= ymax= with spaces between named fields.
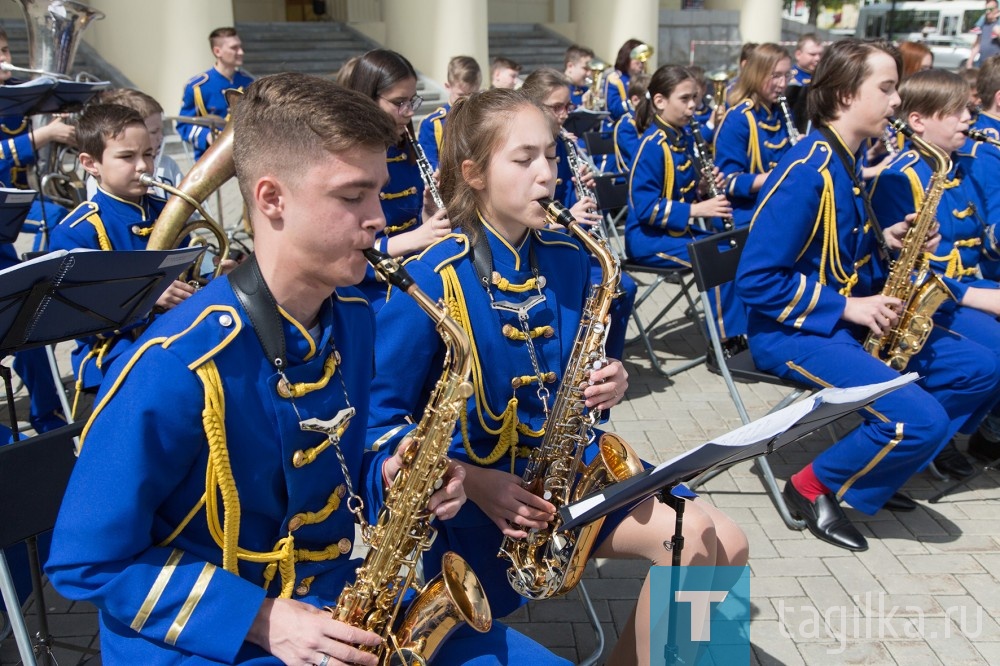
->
xmin=564 ymin=108 xmax=608 ymax=137
xmin=31 ymin=79 xmax=109 ymax=114
xmin=0 ymin=187 xmax=36 ymax=245
xmin=0 ymin=245 xmax=202 ymax=665
xmin=0 ymin=78 xmax=58 ymax=117
xmin=559 ymin=374 xmax=916 ymax=664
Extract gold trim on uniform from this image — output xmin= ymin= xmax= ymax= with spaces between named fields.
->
xmin=793 ymin=283 xmax=823 ymax=329
xmin=777 ymin=274 xmax=808 ymax=324
xmin=131 ymin=548 xmax=184 ymax=632
xmin=837 ymin=422 xmax=904 ymax=500
xmin=164 ymin=563 xmax=216 ymax=645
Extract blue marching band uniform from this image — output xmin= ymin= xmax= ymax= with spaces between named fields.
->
xmin=417 ymin=102 xmax=450 ymax=171
xmin=176 ymin=67 xmax=253 ymax=160
xmin=603 ymin=71 xmax=631 ymax=126
xmin=569 ymin=82 xmax=588 ymax=110
xmin=965 ymin=109 xmax=1000 ymax=281
xmin=625 ymin=114 xmax=723 ymax=269
xmin=368 ymin=222 xmax=639 ymax=663
xmin=46 ymin=277 xmax=392 ymax=664
xmin=736 ymin=128 xmax=1000 ymax=514
xmin=358 ymin=141 xmax=427 ymax=311
xmin=49 ymin=188 xmax=167 ymax=391
xmin=612 ymin=109 xmax=640 ymax=173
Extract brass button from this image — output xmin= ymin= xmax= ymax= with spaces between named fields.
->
xmin=288 ymin=516 xmax=303 ymax=532
xmin=277 ymin=377 xmax=291 ymax=398
xmin=336 ymin=484 xmax=346 ymax=498
xmin=338 ymin=538 xmax=352 ymax=555
xmin=295 ymin=581 xmax=311 ymax=596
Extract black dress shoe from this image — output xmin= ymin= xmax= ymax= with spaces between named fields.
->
xmin=706 ymin=336 xmax=748 ymax=376
xmin=934 ymin=440 xmax=976 ymax=479
xmin=783 ymin=482 xmax=868 ymax=551
xmin=883 ymin=492 xmax=917 ymax=512
xmin=967 ymin=430 xmax=1000 ymax=464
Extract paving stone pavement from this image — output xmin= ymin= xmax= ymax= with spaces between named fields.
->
xmin=3 ymin=148 xmax=999 ymax=664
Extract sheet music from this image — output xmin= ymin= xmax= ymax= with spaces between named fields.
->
xmin=814 ymin=373 xmax=918 ymax=404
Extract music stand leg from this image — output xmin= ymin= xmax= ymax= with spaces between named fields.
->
xmin=1 ymin=361 xmax=22 ymax=443
xmin=0 ymin=549 xmax=37 ymax=666
xmin=44 ymin=346 xmax=73 ymax=425
xmin=658 ymin=488 xmax=687 ymax=666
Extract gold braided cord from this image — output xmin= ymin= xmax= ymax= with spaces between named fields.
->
xmin=283 ymin=353 xmax=338 ymax=398
xmin=289 ymin=491 xmax=342 ymax=528
xmin=194 ymin=360 xmax=343 ymax=599
xmin=132 ymin=226 xmax=154 ymax=237
xmin=441 ymin=265 xmax=544 ymax=467
xmin=502 ymin=324 xmax=553 ymax=341
xmin=929 ymin=238 xmax=982 ymax=279
xmin=492 ymin=274 xmax=541 ymax=293
xmin=384 ymin=218 xmax=417 ymax=235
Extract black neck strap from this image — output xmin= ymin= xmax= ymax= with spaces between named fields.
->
xmin=469 ymin=224 xmax=541 ymax=290
xmin=819 ymin=126 xmax=890 ymax=260
xmin=229 ymin=254 xmax=287 ymax=372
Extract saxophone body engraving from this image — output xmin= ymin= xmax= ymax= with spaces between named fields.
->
xmin=862 ymin=118 xmax=956 ymax=371
xmin=498 ymin=199 xmax=643 ymax=600
xmin=333 ymin=249 xmax=491 ymax=664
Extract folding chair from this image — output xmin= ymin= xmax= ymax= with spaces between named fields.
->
xmin=0 ymin=422 xmax=93 ymax=666
xmin=686 ymin=228 xmax=809 ymax=530
xmin=593 ymin=172 xmax=705 ymax=377
xmin=582 ymin=129 xmax=617 ymax=176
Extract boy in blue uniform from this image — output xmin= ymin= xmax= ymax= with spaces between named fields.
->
xmin=47 ymin=73 xmax=473 ymax=666
xmin=737 ymin=40 xmax=1000 ymax=552
xmin=50 ymin=104 xmax=194 ymax=393
xmin=417 ymin=55 xmax=481 ymax=170
xmin=564 ymin=44 xmax=595 ymax=109
xmin=871 ymin=68 xmax=1000 ymax=468
xmin=369 ymin=88 xmax=748 ymax=666
xmin=785 ymin=33 xmax=823 ymax=135
xmin=176 ymin=27 xmax=253 ymax=161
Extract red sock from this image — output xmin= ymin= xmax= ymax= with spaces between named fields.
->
xmin=791 ymin=463 xmax=831 ymax=502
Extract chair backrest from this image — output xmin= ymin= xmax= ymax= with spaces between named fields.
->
xmin=593 ymin=173 xmax=628 ymax=212
xmin=583 ymin=130 xmax=616 ymax=158
xmin=0 ymin=422 xmax=82 ymax=549
xmin=688 ymin=227 xmax=750 ymax=293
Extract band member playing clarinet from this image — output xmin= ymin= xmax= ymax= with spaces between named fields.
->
xmin=46 ymin=74 xmax=469 ymax=665
xmin=368 ymin=88 xmax=748 ymax=666
xmin=343 ymin=49 xmax=450 ymax=311
xmin=736 ymin=40 xmax=1000 ymax=552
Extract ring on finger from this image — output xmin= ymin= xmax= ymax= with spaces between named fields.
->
xmin=318 ymin=654 xmax=330 ymax=666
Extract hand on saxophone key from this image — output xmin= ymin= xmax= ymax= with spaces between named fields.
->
xmin=460 ymin=464 xmax=556 ymax=538
xmin=842 ymin=295 xmax=902 ymax=337
xmin=381 ymin=438 xmax=468 ymax=521
xmin=583 ymin=358 xmax=628 ymax=410
xmin=247 ymin=598 xmax=381 ymax=666
xmin=884 ymin=214 xmax=941 ymax=253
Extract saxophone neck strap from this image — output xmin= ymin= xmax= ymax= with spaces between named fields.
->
xmin=468 ymin=226 xmax=541 ymax=290
xmin=819 ymin=126 xmax=890 ymax=261
xmin=228 ymin=253 xmax=287 ymax=372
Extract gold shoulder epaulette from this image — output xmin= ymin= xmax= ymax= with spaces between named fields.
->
xmin=66 ymin=201 xmax=100 ymax=228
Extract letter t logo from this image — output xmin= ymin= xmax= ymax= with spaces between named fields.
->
xmin=674 ymin=590 xmax=729 ymax=641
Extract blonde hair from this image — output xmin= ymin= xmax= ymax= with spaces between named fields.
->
xmin=729 ymin=43 xmax=790 ymax=106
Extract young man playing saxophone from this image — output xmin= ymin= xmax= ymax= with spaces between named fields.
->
xmin=45 ymin=73 xmax=469 ymax=666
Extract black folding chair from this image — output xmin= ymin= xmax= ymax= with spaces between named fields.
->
xmin=0 ymin=422 xmax=94 ymax=666
xmin=686 ymin=229 xmax=810 ymax=530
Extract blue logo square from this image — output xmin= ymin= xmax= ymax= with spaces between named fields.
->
xmin=649 ymin=565 xmax=751 ymax=665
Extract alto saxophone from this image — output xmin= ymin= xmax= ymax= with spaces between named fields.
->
xmin=862 ymin=118 xmax=956 ymax=371
xmin=688 ymin=118 xmax=733 ymax=231
xmin=332 ymin=249 xmax=492 ymax=665
xmin=499 ymin=199 xmax=643 ymax=600
xmin=777 ymin=95 xmax=801 ymax=146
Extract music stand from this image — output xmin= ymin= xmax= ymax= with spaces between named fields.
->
xmin=29 ymin=79 xmax=109 ymax=115
xmin=0 ymin=78 xmax=58 ymax=117
xmin=0 ymin=245 xmax=202 ymax=666
xmin=564 ymin=108 xmax=608 ymax=137
xmin=0 ymin=187 xmax=36 ymax=245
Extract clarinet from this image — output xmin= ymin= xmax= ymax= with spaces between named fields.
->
xmin=777 ymin=95 xmax=801 ymax=146
xmin=688 ymin=119 xmax=733 ymax=231
xmin=559 ymin=129 xmax=608 ymax=241
xmin=406 ymin=126 xmax=446 ymax=210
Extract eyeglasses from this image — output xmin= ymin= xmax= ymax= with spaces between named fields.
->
xmin=379 ymin=94 xmax=424 ymax=114
xmin=770 ymin=72 xmax=792 ymax=82
xmin=544 ymin=102 xmax=575 ymax=114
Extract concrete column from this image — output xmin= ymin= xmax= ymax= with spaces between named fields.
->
xmin=571 ymin=0 xmax=658 ymax=66
xmin=383 ymin=0 xmax=488 ymax=85
xmin=738 ymin=0 xmax=782 ymax=44
xmin=84 ymin=0 xmax=235 ymax=119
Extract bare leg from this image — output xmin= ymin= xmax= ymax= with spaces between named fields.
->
xmin=592 ymin=497 xmax=748 ymax=666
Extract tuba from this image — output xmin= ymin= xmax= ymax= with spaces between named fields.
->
xmin=499 ymin=199 xmax=643 ymax=600
xmin=862 ymin=118 xmax=955 ymax=370
xmin=333 ymin=249 xmax=492 ymax=665
xmin=13 ymin=0 xmax=105 ymax=208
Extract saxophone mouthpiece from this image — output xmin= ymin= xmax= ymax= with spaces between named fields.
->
xmin=538 ymin=198 xmax=575 ymax=228
xmin=363 ymin=248 xmax=415 ymax=291
xmin=888 ymin=117 xmax=913 ymax=137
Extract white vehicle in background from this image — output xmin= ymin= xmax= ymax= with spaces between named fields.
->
xmin=924 ymin=33 xmax=975 ymax=69
xmin=856 ymin=0 xmax=984 ymax=41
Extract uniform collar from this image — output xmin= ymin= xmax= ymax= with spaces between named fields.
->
xmin=94 ymin=186 xmax=156 ymax=221
xmin=479 ymin=212 xmax=533 ymax=273
xmin=278 ymin=298 xmax=335 ymax=364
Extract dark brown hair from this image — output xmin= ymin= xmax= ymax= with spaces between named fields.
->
xmin=977 ymin=55 xmax=1000 ymax=110
xmin=95 ymin=88 xmax=163 ymax=118
xmin=808 ymin=39 xmax=901 ymax=127
xmin=565 ymin=44 xmax=595 ymax=67
xmin=614 ymin=39 xmax=646 ymax=75
xmin=231 ymin=72 xmax=397 ymax=206
xmin=209 ymin=27 xmax=238 ymax=49
xmin=439 ymin=89 xmax=543 ymax=238
xmin=490 ymin=56 xmax=522 ymax=74
xmin=76 ymin=104 xmax=145 ymax=159
xmin=447 ymin=55 xmax=482 ymax=88
xmin=635 ymin=65 xmax=696 ymax=133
